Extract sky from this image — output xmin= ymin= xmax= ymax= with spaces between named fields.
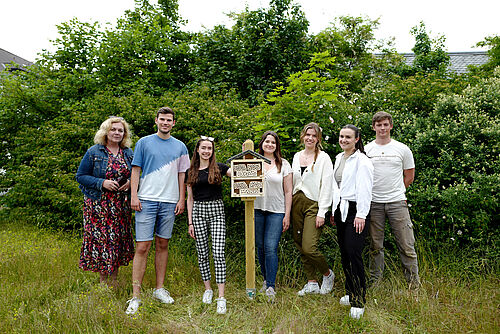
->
xmin=2 ymin=0 xmax=499 ymax=62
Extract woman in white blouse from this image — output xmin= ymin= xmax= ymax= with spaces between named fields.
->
xmin=331 ymin=124 xmax=374 ymax=319
xmin=254 ymin=131 xmax=293 ymax=300
xmin=291 ymin=122 xmax=335 ymax=296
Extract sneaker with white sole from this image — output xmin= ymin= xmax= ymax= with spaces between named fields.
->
xmin=265 ymin=286 xmax=276 ymax=302
xmin=320 ymin=269 xmax=334 ymax=294
xmin=259 ymin=280 xmax=267 ymax=293
xmin=350 ymin=307 xmax=365 ymax=319
xmin=216 ymin=297 xmax=227 ymax=314
xmin=297 ymin=282 xmax=320 ymax=296
xmin=202 ymin=289 xmax=213 ymax=304
xmin=339 ymin=295 xmax=350 ymax=306
xmin=125 ymin=297 xmax=141 ymax=315
xmin=153 ymin=287 xmax=174 ymax=304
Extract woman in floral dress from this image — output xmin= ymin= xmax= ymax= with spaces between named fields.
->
xmin=76 ymin=116 xmax=135 ymax=286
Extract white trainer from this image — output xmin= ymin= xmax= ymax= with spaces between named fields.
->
xmin=265 ymin=286 xmax=276 ymax=302
xmin=339 ymin=295 xmax=350 ymax=306
xmin=259 ymin=280 xmax=267 ymax=293
xmin=320 ymin=269 xmax=334 ymax=294
xmin=125 ymin=297 xmax=141 ymax=315
xmin=216 ymin=297 xmax=227 ymax=314
xmin=350 ymin=307 xmax=365 ymax=319
xmin=297 ymin=282 xmax=320 ymax=296
xmin=202 ymin=289 xmax=213 ymax=304
xmin=153 ymin=288 xmax=174 ymax=304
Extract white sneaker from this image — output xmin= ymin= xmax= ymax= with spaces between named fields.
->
xmin=216 ymin=297 xmax=227 ymax=314
xmin=297 ymin=282 xmax=320 ymax=296
xmin=339 ymin=295 xmax=350 ymax=306
xmin=202 ymin=289 xmax=213 ymax=304
xmin=350 ymin=307 xmax=365 ymax=319
xmin=153 ymin=287 xmax=174 ymax=304
xmin=320 ymin=269 xmax=334 ymax=294
xmin=259 ymin=281 xmax=267 ymax=293
xmin=265 ymin=286 xmax=276 ymax=302
xmin=125 ymin=297 xmax=141 ymax=315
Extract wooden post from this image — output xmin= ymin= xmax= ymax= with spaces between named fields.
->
xmin=242 ymin=139 xmax=256 ymax=299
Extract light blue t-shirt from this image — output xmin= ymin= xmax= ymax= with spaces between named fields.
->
xmin=132 ymin=134 xmax=190 ymax=203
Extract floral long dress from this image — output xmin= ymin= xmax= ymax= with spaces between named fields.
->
xmin=79 ymin=148 xmax=134 ymax=274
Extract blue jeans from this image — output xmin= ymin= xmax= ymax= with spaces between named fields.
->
xmin=255 ymin=209 xmax=284 ymax=289
xmin=135 ymin=200 xmax=176 ymax=241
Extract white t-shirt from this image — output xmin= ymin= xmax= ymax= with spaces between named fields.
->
xmin=254 ymin=159 xmax=292 ymax=213
xmin=365 ymin=139 xmax=414 ymax=203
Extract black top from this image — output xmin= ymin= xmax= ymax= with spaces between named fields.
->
xmin=189 ymin=163 xmax=229 ymax=201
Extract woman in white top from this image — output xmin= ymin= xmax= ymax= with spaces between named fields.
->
xmin=291 ymin=122 xmax=335 ymax=296
xmin=254 ymin=131 xmax=293 ymax=300
xmin=331 ymin=124 xmax=374 ymax=319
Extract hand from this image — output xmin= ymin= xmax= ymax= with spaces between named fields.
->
xmin=315 ymin=216 xmax=325 ymax=228
xmin=354 ymin=217 xmax=365 ymax=234
xmin=131 ymin=195 xmax=142 ymax=212
xmin=102 ymin=180 xmax=120 ymax=192
xmin=188 ymin=224 xmax=195 ymax=239
xmin=175 ymin=200 xmax=185 ymax=215
xmin=330 ymin=215 xmax=335 ymax=227
xmin=118 ymin=179 xmax=130 ymax=192
xmin=282 ymin=215 xmax=290 ymax=232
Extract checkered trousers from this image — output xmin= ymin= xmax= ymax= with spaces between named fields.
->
xmin=192 ymin=199 xmax=226 ymax=284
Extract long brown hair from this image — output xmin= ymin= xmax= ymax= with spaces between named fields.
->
xmin=258 ymin=131 xmax=283 ymax=173
xmin=187 ymin=139 xmax=222 ymax=186
xmin=299 ymin=122 xmax=323 ymax=171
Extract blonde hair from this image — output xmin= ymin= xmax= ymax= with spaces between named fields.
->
xmin=94 ymin=117 xmax=132 ymax=148
xmin=299 ymin=122 xmax=323 ymax=171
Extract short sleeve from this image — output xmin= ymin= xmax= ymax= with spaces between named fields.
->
xmin=131 ymin=139 xmax=144 ymax=167
xmin=402 ymin=145 xmax=415 ymax=170
xmin=281 ymin=159 xmax=292 ymax=176
xmin=218 ymin=163 xmax=230 ymax=176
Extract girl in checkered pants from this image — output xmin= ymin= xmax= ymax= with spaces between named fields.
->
xmin=186 ymin=137 xmax=231 ymax=314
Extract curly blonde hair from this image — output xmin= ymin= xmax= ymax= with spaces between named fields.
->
xmin=94 ymin=117 xmax=132 ymax=148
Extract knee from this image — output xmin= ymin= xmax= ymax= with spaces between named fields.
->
xmin=156 ymin=238 xmax=169 ymax=251
xmin=302 ymin=243 xmax=318 ymax=257
xmin=135 ymin=242 xmax=151 ymax=256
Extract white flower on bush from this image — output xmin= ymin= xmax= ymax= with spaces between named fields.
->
xmin=329 ymin=116 xmax=334 ymax=123
xmin=325 ymin=136 xmax=329 ymax=141
xmin=292 ymin=138 xmax=296 ymax=142
xmin=457 ymin=230 xmax=462 ymax=235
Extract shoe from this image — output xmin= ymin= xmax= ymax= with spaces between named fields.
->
xmin=216 ymin=297 xmax=227 ymax=314
xmin=125 ymin=297 xmax=141 ymax=315
xmin=297 ymin=282 xmax=320 ymax=296
xmin=320 ymin=269 xmax=334 ymax=294
xmin=265 ymin=286 xmax=276 ymax=302
xmin=350 ymin=307 xmax=365 ymax=319
xmin=339 ymin=295 xmax=350 ymax=306
xmin=153 ymin=287 xmax=174 ymax=304
xmin=259 ymin=281 xmax=267 ymax=293
xmin=202 ymin=289 xmax=213 ymax=304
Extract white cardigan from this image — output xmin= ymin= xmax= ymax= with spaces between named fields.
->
xmin=292 ymin=150 xmax=333 ymax=218
xmin=332 ymin=150 xmax=374 ymax=222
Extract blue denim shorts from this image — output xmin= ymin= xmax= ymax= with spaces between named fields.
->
xmin=135 ymin=200 xmax=176 ymax=241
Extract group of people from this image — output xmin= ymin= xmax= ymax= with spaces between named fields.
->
xmin=76 ymin=107 xmax=420 ymax=319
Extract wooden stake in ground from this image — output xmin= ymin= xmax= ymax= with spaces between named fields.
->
xmin=227 ymin=139 xmax=270 ymax=299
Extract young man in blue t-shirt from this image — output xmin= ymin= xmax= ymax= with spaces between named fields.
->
xmin=126 ymin=107 xmax=190 ymax=315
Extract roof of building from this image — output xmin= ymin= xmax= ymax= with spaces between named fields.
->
xmin=401 ymin=51 xmax=489 ymax=74
xmin=0 ymin=48 xmax=33 ymax=71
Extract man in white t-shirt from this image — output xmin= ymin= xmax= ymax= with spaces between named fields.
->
xmin=365 ymin=111 xmax=420 ymax=288
xmin=126 ymin=107 xmax=190 ymax=315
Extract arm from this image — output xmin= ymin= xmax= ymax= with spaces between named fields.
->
xmin=176 ymin=172 xmax=186 ymax=215
xmin=354 ymin=158 xmax=374 ymax=233
xmin=316 ymin=154 xmax=334 ymax=227
xmin=130 ymin=166 xmax=142 ymax=211
xmin=403 ymin=168 xmax=415 ymax=188
xmin=186 ymin=185 xmax=195 ymax=239
xmin=76 ymin=150 xmax=105 ymax=191
xmin=282 ymin=173 xmax=293 ymax=232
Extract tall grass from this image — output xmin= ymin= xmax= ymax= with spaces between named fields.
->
xmin=0 ymin=219 xmax=498 ymax=333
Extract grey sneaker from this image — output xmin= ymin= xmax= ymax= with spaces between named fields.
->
xmin=216 ymin=297 xmax=227 ymax=314
xmin=320 ymin=269 xmax=334 ymax=294
xmin=259 ymin=281 xmax=267 ymax=293
xmin=297 ymin=282 xmax=320 ymax=296
xmin=202 ymin=289 xmax=213 ymax=304
xmin=350 ymin=307 xmax=365 ymax=319
xmin=125 ymin=297 xmax=141 ymax=315
xmin=153 ymin=288 xmax=174 ymax=304
xmin=339 ymin=295 xmax=350 ymax=306
xmin=265 ymin=286 xmax=276 ymax=302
